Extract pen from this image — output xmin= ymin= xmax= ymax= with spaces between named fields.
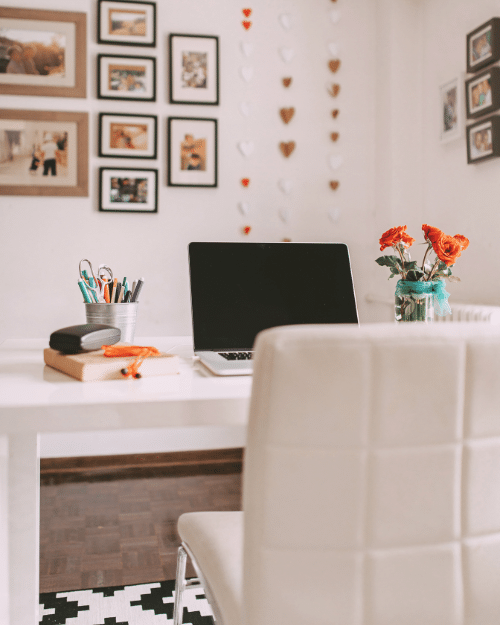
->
xmin=117 ymin=285 xmax=125 ymax=303
xmin=114 ymin=282 xmax=122 ymax=303
xmin=123 ymin=290 xmax=132 ymax=303
xmin=130 ymin=278 xmax=144 ymax=302
xmin=78 ymin=279 xmax=93 ymax=304
xmin=103 ymin=282 xmax=110 ymax=303
xmin=110 ymin=278 xmax=118 ymax=303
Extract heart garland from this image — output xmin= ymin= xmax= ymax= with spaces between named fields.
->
xmin=238 ymin=202 xmax=250 ymax=215
xmin=328 ymin=59 xmax=341 ymax=73
xmin=330 ymin=132 xmax=339 ymax=142
xmin=279 ymin=13 xmax=292 ymax=31
xmin=330 ymin=181 xmax=339 ymax=190
xmin=242 ymin=20 xmax=252 ymax=30
xmin=282 ymin=77 xmax=292 ymax=88
xmin=241 ymin=178 xmax=250 ymax=187
xmin=331 ymin=109 xmax=339 ymax=118
xmin=280 ymin=141 xmax=296 ymax=158
xmin=240 ymin=66 xmax=254 ymax=82
xmin=327 ymin=83 xmax=341 ymax=97
xmin=238 ymin=141 xmax=254 ymax=157
xmin=279 ymin=107 xmax=295 ymax=124
xmin=242 ymin=8 xmax=252 ymax=17
xmin=279 ymin=47 xmax=295 ymax=63
xmin=240 ymin=42 xmax=254 ymax=57
xmin=278 ymin=179 xmax=292 ymax=194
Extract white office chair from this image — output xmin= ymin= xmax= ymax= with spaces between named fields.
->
xmin=174 ymin=323 xmax=500 ymax=625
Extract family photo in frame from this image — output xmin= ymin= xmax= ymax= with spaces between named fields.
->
xmin=97 ymin=53 xmax=156 ymax=101
xmin=169 ymin=34 xmax=219 ymax=105
xmin=465 ymin=67 xmax=500 ymax=119
xmin=99 ymin=167 xmax=158 ymax=212
xmin=167 ymin=117 xmax=218 ymax=187
xmin=97 ymin=0 xmax=156 ymax=47
xmin=440 ymin=77 xmax=463 ymax=142
xmin=467 ymin=116 xmax=500 ymax=164
xmin=466 ymin=18 xmax=500 ymax=73
xmin=99 ymin=113 xmax=157 ymax=159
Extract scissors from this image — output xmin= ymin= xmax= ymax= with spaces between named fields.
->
xmin=79 ymin=259 xmax=114 ymax=303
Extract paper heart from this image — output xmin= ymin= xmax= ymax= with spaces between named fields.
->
xmin=239 ymin=101 xmax=251 ymax=117
xmin=278 ymin=179 xmax=292 ymax=194
xmin=328 ymin=207 xmax=341 ymax=223
xmin=330 ymin=9 xmax=341 ymax=23
xmin=330 ymin=180 xmax=339 ymax=190
xmin=242 ymin=225 xmax=251 ymax=235
xmin=240 ymin=66 xmax=254 ymax=82
xmin=279 ymin=206 xmax=290 ymax=223
xmin=327 ymin=42 xmax=340 ymax=56
xmin=328 ymin=59 xmax=341 ymax=73
xmin=327 ymin=83 xmax=341 ymax=97
xmin=331 ymin=109 xmax=340 ymax=118
xmin=238 ymin=201 xmax=250 ymax=215
xmin=279 ymin=13 xmax=292 ymax=30
xmin=241 ymin=178 xmax=250 ymax=187
xmin=282 ymin=238 xmax=292 ymax=242
xmin=330 ymin=132 xmax=339 ymax=142
xmin=242 ymin=20 xmax=252 ymax=30
xmin=242 ymin=8 xmax=252 ymax=17
xmin=240 ymin=42 xmax=254 ymax=58
xmin=279 ymin=141 xmax=296 ymax=157
xmin=279 ymin=47 xmax=294 ymax=63
xmin=279 ymin=107 xmax=295 ymax=124
xmin=238 ymin=141 xmax=254 ymax=157
xmin=328 ymin=154 xmax=344 ymax=170
xmin=282 ymin=77 xmax=292 ymax=88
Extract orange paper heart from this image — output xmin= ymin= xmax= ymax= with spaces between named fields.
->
xmin=331 ymin=109 xmax=339 ymax=118
xmin=330 ymin=132 xmax=339 ymax=142
xmin=282 ymin=238 xmax=292 ymax=242
xmin=279 ymin=107 xmax=295 ymax=124
xmin=330 ymin=181 xmax=339 ymax=190
xmin=279 ymin=141 xmax=296 ymax=157
xmin=328 ymin=59 xmax=341 ymax=73
xmin=242 ymin=20 xmax=252 ymax=30
xmin=242 ymin=225 xmax=251 ymax=235
xmin=242 ymin=8 xmax=252 ymax=17
xmin=328 ymin=83 xmax=341 ymax=97
xmin=241 ymin=178 xmax=250 ymax=187
xmin=282 ymin=77 xmax=292 ymax=88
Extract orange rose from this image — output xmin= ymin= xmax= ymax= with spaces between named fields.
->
xmin=379 ymin=225 xmax=413 ymax=251
xmin=454 ymin=234 xmax=469 ymax=251
xmin=422 ymin=224 xmax=443 ymax=244
xmin=434 ymin=234 xmax=462 ymax=266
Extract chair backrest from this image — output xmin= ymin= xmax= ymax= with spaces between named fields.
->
xmin=242 ymin=323 xmax=500 ymax=625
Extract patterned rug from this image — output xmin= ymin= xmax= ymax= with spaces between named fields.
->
xmin=39 ymin=580 xmax=214 ymax=625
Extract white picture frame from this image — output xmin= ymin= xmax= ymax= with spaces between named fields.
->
xmin=440 ymin=76 xmax=463 ymax=143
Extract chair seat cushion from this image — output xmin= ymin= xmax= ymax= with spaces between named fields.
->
xmin=178 ymin=511 xmax=243 ymax=625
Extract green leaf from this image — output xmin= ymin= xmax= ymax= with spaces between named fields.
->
xmin=375 ymin=255 xmax=402 ymax=269
xmin=406 ymin=270 xmax=425 ymax=281
xmin=448 ymin=275 xmax=461 ymax=282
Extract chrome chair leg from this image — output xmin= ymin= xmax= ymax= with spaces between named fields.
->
xmin=173 ymin=545 xmax=187 ymax=625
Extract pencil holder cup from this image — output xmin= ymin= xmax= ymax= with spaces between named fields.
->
xmin=84 ymin=303 xmax=139 ymax=344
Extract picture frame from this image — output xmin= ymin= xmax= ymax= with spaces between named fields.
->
xmin=169 ymin=34 xmax=219 ymax=105
xmin=0 ymin=109 xmax=88 ymax=196
xmin=465 ymin=67 xmax=500 ymax=119
xmin=0 ymin=7 xmax=86 ymax=98
xmin=97 ymin=0 xmax=156 ymax=48
xmin=466 ymin=18 xmax=500 ymax=74
xmin=440 ymin=77 xmax=463 ymax=143
xmin=99 ymin=167 xmax=158 ymax=213
xmin=167 ymin=117 xmax=218 ymax=188
xmin=97 ymin=53 xmax=156 ymax=101
xmin=98 ymin=113 xmax=157 ymax=159
xmin=466 ymin=115 xmax=500 ymax=164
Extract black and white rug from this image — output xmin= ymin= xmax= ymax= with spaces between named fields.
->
xmin=39 ymin=580 xmax=214 ymax=625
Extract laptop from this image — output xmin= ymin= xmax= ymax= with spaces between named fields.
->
xmin=188 ymin=242 xmax=359 ymax=375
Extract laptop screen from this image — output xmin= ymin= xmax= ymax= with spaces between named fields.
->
xmin=189 ymin=242 xmax=358 ymax=351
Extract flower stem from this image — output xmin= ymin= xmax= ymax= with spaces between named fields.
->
xmin=427 ymin=258 xmax=440 ymax=282
xmin=394 ymin=244 xmax=407 ymax=280
xmin=421 ymin=243 xmax=432 ymax=274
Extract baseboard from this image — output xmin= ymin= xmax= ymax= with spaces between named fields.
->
xmin=40 ymin=447 xmax=244 ymax=484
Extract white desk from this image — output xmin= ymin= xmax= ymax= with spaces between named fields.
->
xmin=0 ymin=337 xmax=252 ymax=625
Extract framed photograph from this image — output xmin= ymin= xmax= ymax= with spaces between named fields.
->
xmin=99 ymin=167 xmax=158 ymax=213
xmin=97 ymin=0 xmax=156 ymax=47
xmin=465 ymin=67 xmax=500 ymax=119
xmin=440 ymin=77 xmax=463 ymax=143
xmin=99 ymin=113 xmax=157 ymax=159
xmin=0 ymin=109 xmax=88 ymax=196
xmin=168 ymin=117 xmax=218 ymax=187
xmin=97 ymin=54 xmax=156 ymax=101
xmin=466 ymin=116 xmax=500 ymax=164
xmin=169 ymin=34 xmax=219 ymax=105
xmin=0 ymin=7 xmax=86 ymax=98
xmin=466 ymin=18 xmax=500 ymax=73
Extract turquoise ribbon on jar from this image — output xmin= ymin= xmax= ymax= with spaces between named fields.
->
xmin=395 ymin=279 xmax=451 ymax=316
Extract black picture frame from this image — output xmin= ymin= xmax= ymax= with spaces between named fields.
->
xmin=465 ymin=67 xmax=500 ymax=119
xmin=169 ymin=34 xmax=219 ymax=105
xmin=466 ymin=115 xmax=500 ymax=164
xmin=99 ymin=167 xmax=158 ymax=212
xmin=167 ymin=117 xmax=218 ymax=187
xmin=97 ymin=53 xmax=156 ymax=102
xmin=97 ymin=0 xmax=156 ymax=47
xmin=466 ymin=18 xmax=500 ymax=74
xmin=98 ymin=113 xmax=157 ymax=159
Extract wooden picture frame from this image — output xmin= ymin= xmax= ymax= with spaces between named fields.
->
xmin=98 ymin=113 xmax=157 ymax=159
xmin=97 ymin=53 xmax=156 ymax=101
xmin=99 ymin=167 xmax=158 ymax=213
xmin=0 ymin=7 xmax=86 ymax=98
xmin=466 ymin=18 xmax=500 ymax=74
xmin=169 ymin=34 xmax=219 ymax=105
xmin=97 ymin=0 xmax=156 ymax=48
xmin=0 ymin=109 xmax=88 ymax=196
xmin=466 ymin=115 xmax=500 ymax=164
xmin=167 ymin=117 xmax=218 ymax=187
xmin=465 ymin=67 xmax=500 ymax=119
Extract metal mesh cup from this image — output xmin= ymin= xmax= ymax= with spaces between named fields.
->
xmin=85 ymin=303 xmax=138 ymax=344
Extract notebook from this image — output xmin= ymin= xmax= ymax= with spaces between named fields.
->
xmin=188 ymin=242 xmax=359 ymax=376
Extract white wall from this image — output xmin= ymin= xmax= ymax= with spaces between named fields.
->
xmin=0 ymin=0 xmax=378 ymax=343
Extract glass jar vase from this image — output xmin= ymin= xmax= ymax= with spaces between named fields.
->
xmin=394 ymin=280 xmax=441 ymax=323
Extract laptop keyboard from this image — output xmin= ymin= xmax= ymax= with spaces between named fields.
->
xmin=219 ymin=352 xmax=253 ymax=360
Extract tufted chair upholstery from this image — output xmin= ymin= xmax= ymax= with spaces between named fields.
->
xmin=176 ymin=323 xmax=500 ymax=625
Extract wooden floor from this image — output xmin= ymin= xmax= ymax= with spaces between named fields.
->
xmin=39 ymin=454 xmax=243 ymax=594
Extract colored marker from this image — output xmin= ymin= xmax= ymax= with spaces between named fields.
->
xmin=114 ymin=282 xmax=122 ymax=303
xmin=103 ymin=282 xmax=110 ymax=303
xmin=110 ymin=278 xmax=118 ymax=303
xmin=117 ymin=285 xmax=125 ymax=303
xmin=130 ymin=278 xmax=144 ymax=302
xmin=78 ymin=279 xmax=93 ymax=304
xmin=123 ymin=290 xmax=132 ymax=303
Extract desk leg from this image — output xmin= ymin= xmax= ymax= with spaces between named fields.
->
xmin=3 ymin=433 xmax=40 ymax=625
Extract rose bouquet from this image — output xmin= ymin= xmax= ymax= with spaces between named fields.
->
xmin=376 ymin=224 xmax=469 ymax=321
